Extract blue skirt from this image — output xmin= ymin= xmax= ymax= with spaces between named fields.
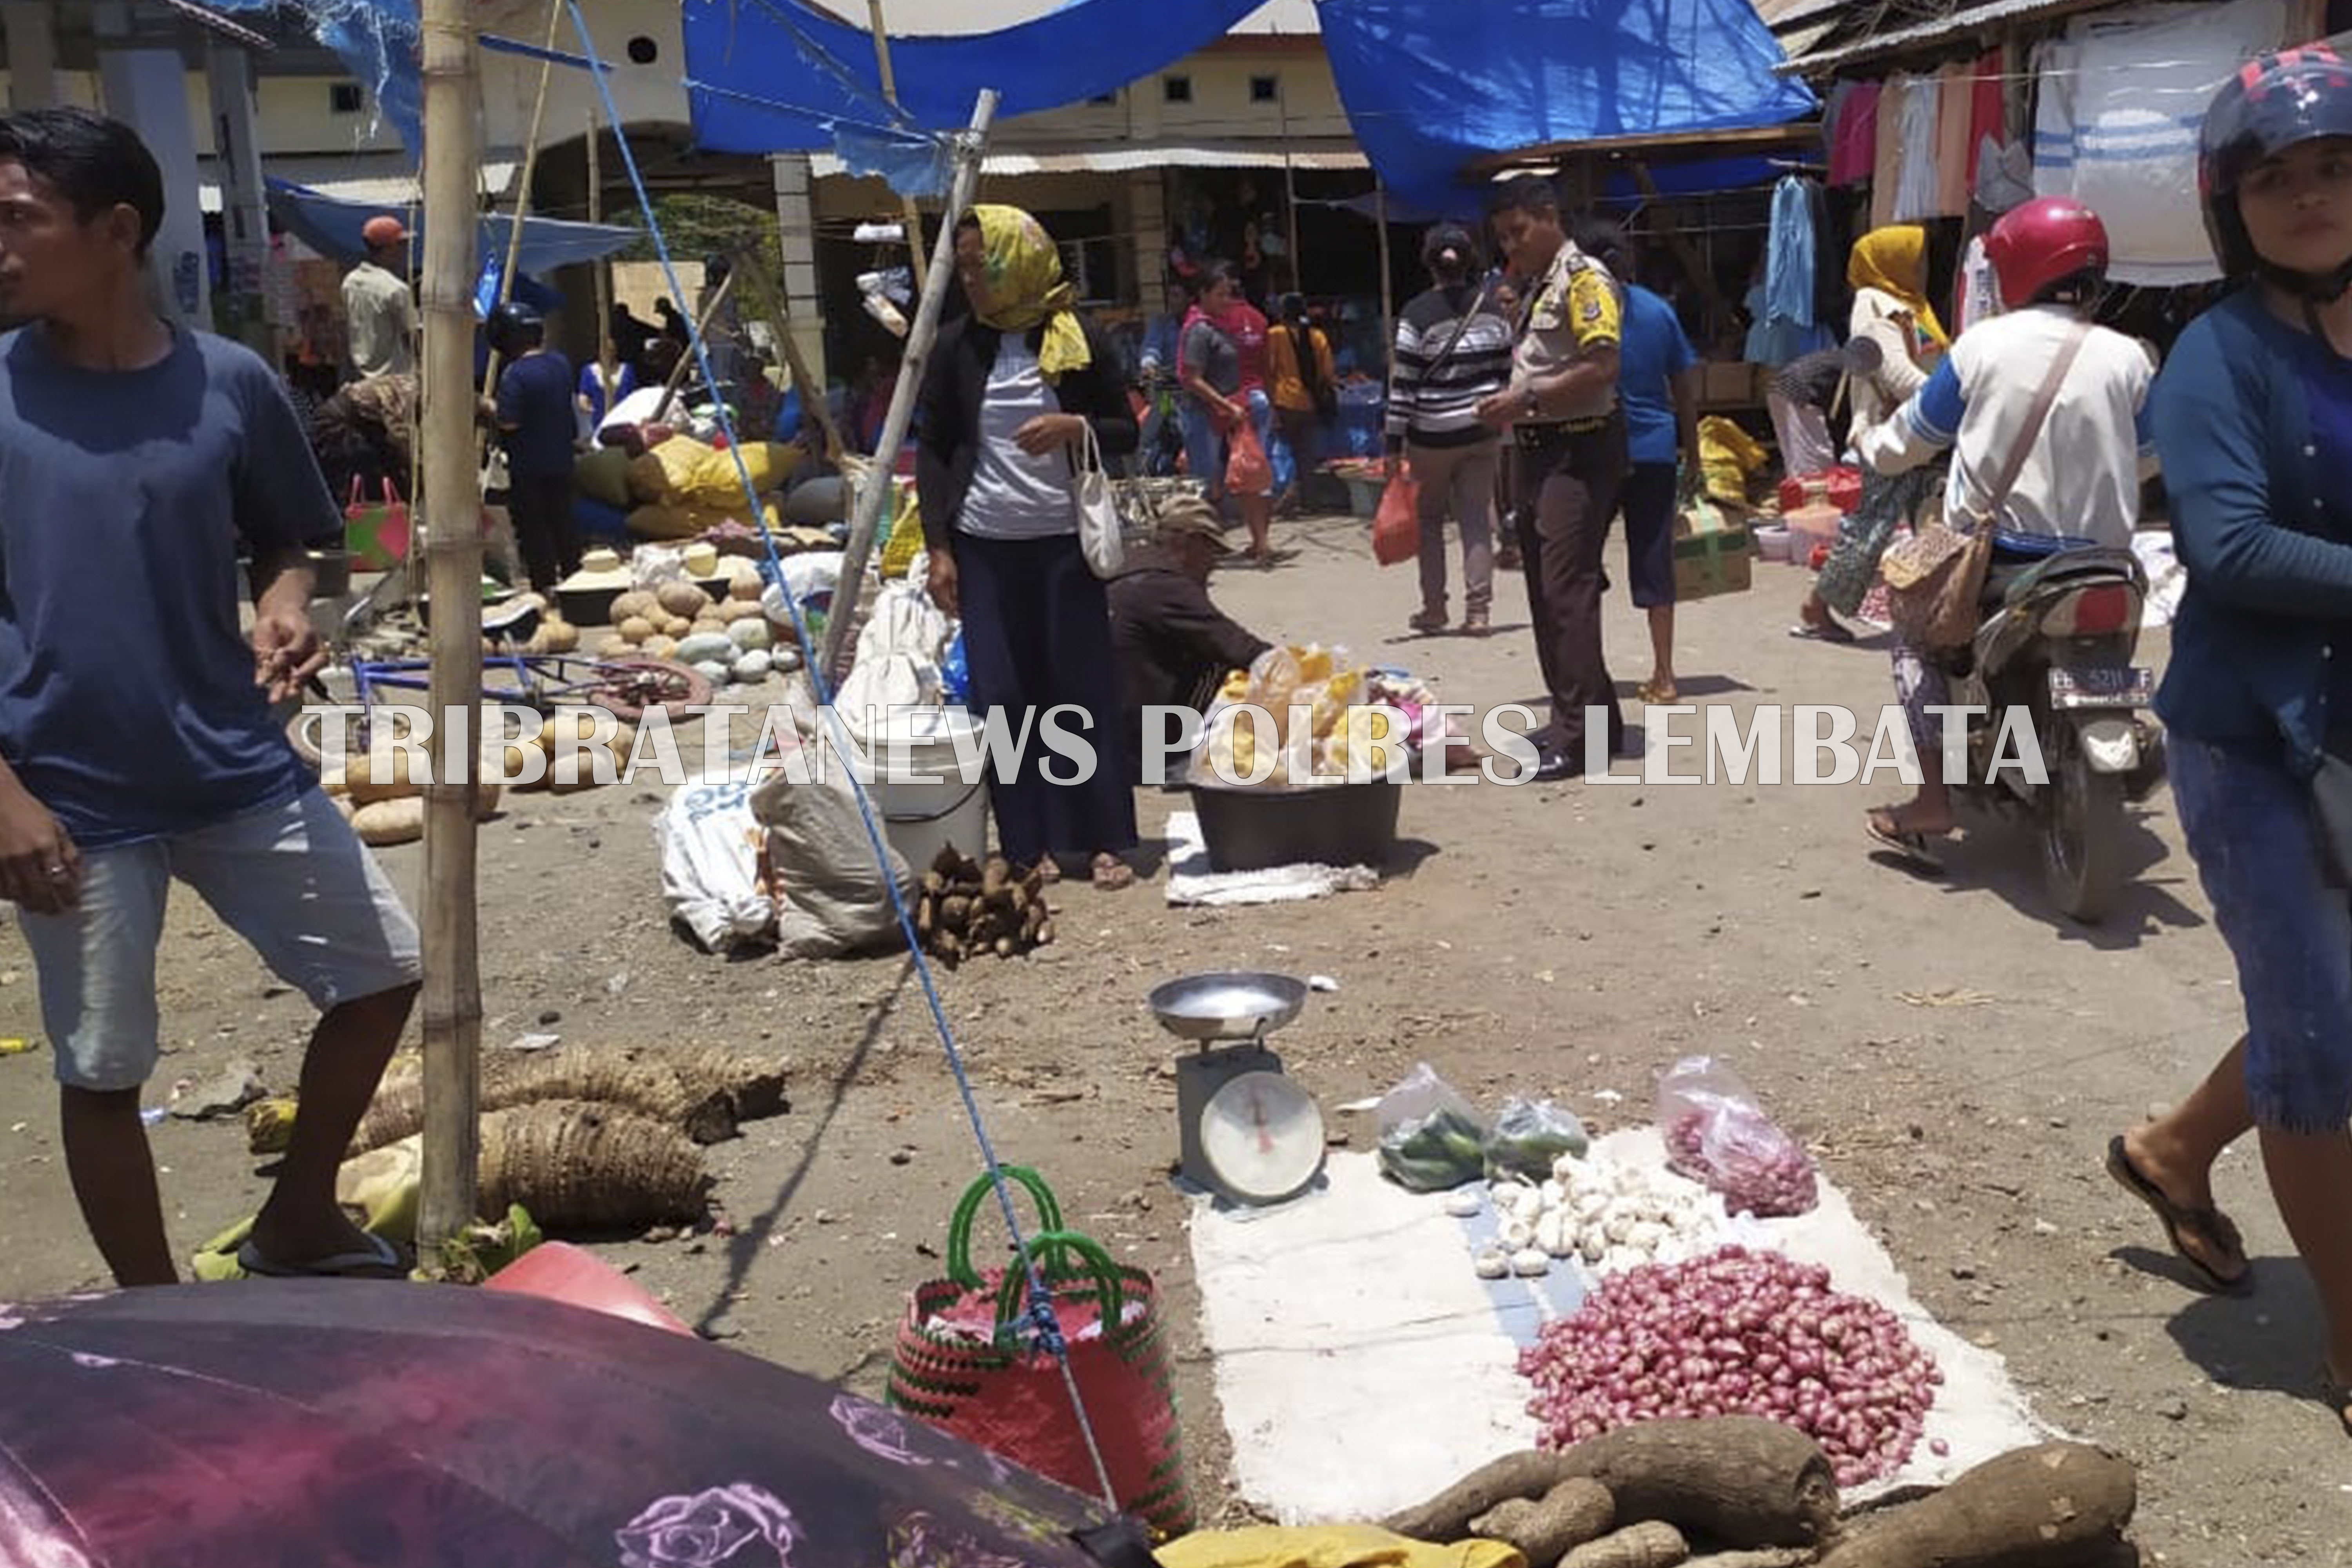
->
xmin=2171 ymin=736 xmax=2352 ymax=1134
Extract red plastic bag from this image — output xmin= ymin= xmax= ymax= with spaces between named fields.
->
xmin=1225 ymin=420 xmax=1272 ymax=497
xmin=1778 ymin=466 xmax=1865 ymax=516
xmin=1372 ymin=469 xmax=1421 ymax=567
xmin=888 ymin=1169 xmax=1193 ymax=1538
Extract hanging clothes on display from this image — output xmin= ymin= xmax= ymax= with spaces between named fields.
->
xmin=1755 ymin=176 xmax=1838 ymax=368
xmin=1891 ymin=73 xmax=1945 ymax=223
xmin=1955 ymin=234 xmax=2001 ymax=335
xmin=1933 ymin=62 xmax=1978 ymax=218
xmin=1965 ymin=53 xmax=2006 ymax=191
xmin=1870 ymin=75 xmax=1907 ymax=229
xmin=2032 ymin=0 xmax=2289 ymax=285
xmin=1828 ymin=80 xmax=1882 ymax=187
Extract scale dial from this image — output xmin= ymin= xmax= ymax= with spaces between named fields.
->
xmin=1198 ymin=1070 xmax=1325 ymax=1202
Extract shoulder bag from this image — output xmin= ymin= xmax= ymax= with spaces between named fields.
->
xmin=1881 ymin=320 xmax=2093 ymax=651
xmin=1073 ymin=418 xmax=1125 ymax=579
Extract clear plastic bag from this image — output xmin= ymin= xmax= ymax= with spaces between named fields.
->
xmin=1376 ymin=1063 xmax=1490 ymax=1192
xmin=1656 ymin=1055 xmax=1819 ymax=1218
xmin=1482 ymin=1097 xmax=1590 ymax=1182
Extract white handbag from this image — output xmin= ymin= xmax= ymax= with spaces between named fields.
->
xmin=1073 ymin=421 xmax=1125 ymax=579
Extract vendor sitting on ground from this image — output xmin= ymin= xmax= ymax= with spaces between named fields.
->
xmin=1108 ymin=497 xmax=1273 ymax=781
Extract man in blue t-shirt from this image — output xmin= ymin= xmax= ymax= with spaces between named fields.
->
xmin=1578 ymin=221 xmax=1699 ymax=705
xmin=0 ymin=109 xmax=420 ymax=1286
xmin=489 ymin=301 xmax=580 ymax=592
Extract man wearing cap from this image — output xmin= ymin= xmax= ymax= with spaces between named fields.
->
xmin=1107 ymin=499 xmax=1272 ymax=781
xmin=343 ymin=214 xmax=415 ymax=381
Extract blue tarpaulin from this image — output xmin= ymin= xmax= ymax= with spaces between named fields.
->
xmin=263 ymin=179 xmax=641 ymax=276
xmin=1317 ymin=0 xmax=1817 ymax=211
xmin=680 ymin=0 xmax=1267 ymax=156
xmin=214 ymin=0 xmax=423 ymax=153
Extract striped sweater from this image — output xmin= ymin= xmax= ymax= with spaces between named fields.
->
xmin=1387 ymin=283 xmax=1516 ymax=451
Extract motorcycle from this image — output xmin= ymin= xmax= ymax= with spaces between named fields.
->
xmin=1929 ymin=543 xmax=2166 ymax=924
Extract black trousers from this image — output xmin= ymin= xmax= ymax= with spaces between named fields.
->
xmin=1512 ymin=416 xmax=1629 ymax=762
xmin=507 ymin=471 xmax=579 ymax=593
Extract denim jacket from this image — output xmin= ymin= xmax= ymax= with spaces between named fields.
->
xmin=2149 ymin=290 xmax=2352 ymax=779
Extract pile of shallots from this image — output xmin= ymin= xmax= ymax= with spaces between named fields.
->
xmin=1518 ymin=1245 xmax=1942 ymax=1488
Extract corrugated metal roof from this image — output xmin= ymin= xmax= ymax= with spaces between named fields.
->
xmin=1779 ymin=0 xmax=2113 ymax=73
xmin=810 ymin=139 xmax=1365 ymax=176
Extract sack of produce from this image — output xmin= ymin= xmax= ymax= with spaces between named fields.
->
xmin=1376 ymin=1063 xmax=1489 ymax=1192
xmin=1655 ymin=1055 xmax=1819 ymax=1218
xmin=1482 ymin=1096 xmax=1590 ymax=1182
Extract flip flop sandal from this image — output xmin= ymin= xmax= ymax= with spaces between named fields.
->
xmin=1864 ymin=814 xmax=1947 ymax=872
xmin=2105 ymin=1135 xmax=2252 ymax=1294
xmin=1091 ymin=856 xmax=1136 ymax=892
xmin=1637 ymin=681 xmax=1681 ymax=704
xmin=236 ymin=1231 xmax=404 ymax=1280
xmin=1788 ymin=619 xmax=1857 ymax=644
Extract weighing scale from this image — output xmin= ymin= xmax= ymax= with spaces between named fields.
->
xmin=1147 ymin=971 xmax=1325 ymax=1205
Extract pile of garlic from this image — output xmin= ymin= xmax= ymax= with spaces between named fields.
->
xmin=1457 ymin=1151 xmax=1725 ymax=1281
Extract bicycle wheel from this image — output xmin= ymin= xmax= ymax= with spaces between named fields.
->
xmin=545 ymin=655 xmax=715 ymax=724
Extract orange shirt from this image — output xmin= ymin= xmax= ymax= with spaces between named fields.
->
xmin=1265 ymin=324 xmax=1336 ymax=415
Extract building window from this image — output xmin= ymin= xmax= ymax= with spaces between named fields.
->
xmin=1163 ymin=75 xmax=1192 ymax=104
xmin=1250 ymin=74 xmax=1279 ymax=104
xmin=626 ymin=36 xmax=660 ymax=65
xmin=328 ymin=82 xmax=365 ymax=115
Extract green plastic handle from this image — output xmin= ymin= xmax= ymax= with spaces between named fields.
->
xmin=990 ymin=1227 xmax=1126 ymax=1345
xmin=945 ymin=1165 xmax=1063 ymax=1292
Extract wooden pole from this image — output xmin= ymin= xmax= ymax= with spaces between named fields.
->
xmin=822 ymin=90 xmax=998 ymax=684
xmin=417 ymin=0 xmax=486 ymax=1267
xmin=588 ymin=106 xmax=616 ymax=406
xmin=652 ymin=266 xmax=739 ymax=425
xmin=866 ymin=0 xmax=931 ymax=296
xmin=731 ymin=242 xmax=848 ymax=464
xmin=479 ymin=0 xmax=567 ymax=403
xmin=1278 ymin=81 xmax=1302 ymax=296
xmin=1374 ymin=176 xmax=1394 ymax=385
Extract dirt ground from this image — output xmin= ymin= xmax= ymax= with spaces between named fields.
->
xmin=3 ymin=512 xmax=2348 ymax=1566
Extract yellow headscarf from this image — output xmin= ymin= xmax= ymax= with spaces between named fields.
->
xmin=966 ymin=203 xmax=1092 ymax=382
xmin=1847 ymin=225 xmax=1949 ymax=347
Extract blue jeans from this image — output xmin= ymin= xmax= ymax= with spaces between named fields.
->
xmin=2171 ymin=736 xmax=2352 ymax=1134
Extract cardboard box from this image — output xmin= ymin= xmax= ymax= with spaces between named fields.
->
xmin=1701 ymin=361 xmax=1758 ymax=405
xmin=1672 ymin=521 xmax=1754 ymax=601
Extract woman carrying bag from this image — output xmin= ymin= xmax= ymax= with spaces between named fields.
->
xmin=1177 ymin=263 xmax=1276 ymax=564
xmin=1266 ymin=292 xmax=1336 ymax=517
xmin=917 ymin=205 xmax=1141 ymax=891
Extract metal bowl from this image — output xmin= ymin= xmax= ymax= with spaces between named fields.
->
xmin=1147 ymin=971 xmax=1308 ymax=1043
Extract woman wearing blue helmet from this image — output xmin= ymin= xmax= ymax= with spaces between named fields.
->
xmin=2111 ymin=45 xmax=2352 ymax=1434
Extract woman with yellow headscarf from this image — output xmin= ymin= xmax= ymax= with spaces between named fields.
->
xmin=915 ymin=203 xmax=1142 ymax=889
xmin=1795 ymin=224 xmax=1950 ymax=641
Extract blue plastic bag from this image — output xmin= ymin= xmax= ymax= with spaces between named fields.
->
xmin=941 ymin=629 xmax=971 ymax=706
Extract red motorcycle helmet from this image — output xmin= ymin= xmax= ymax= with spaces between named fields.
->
xmin=1984 ymin=196 xmax=2111 ymax=309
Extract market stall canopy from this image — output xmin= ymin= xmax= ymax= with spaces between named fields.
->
xmin=679 ymin=0 xmax=1270 ymax=162
xmin=265 ymin=178 xmax=641 ymax=274
xmin=1320 ymin=0 xmax=1819 ymax=211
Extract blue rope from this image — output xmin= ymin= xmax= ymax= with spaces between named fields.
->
xmin=561 ymin=0 xmax=1118 ymax=1508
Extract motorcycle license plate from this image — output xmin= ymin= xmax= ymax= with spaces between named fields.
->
xmin=2049 ymin=666 xmax=2154 ymax=709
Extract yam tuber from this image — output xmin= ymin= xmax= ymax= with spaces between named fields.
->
xmin=1387 ymin=1451 xmax=1578 ymax=1543
xmin=1470 ymin=1478 xmax=1615 ymax=1567
xmin=349 ymin=1045 xmax=781 ymax=1153
xmin=477 ymin=1100 xmax=711 ymax=1229
xmin=1561 ymin=1522 xmax=1688 ymax=1568
xmin=1553 ymin=1419 xmax=1837 ymax=1551
xmin=1812 ymin=1443 xmax=2134 ymax=1568
xmin=1683 ymin=1552 xmax=1818 ymax=1568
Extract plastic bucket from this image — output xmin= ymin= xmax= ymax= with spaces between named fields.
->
xmin=860 ymin=707 xmax=991 ymax=871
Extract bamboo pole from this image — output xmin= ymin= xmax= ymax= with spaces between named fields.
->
xmin=417 ymin=0 xmax=486 ymax=1266
xmin=479 ymin=0 xmax=567 ymax=404
xmin=822 ymin=91 xmax=998 ymax=685
xmin=866 ymin=0 xmax=931 ymax=296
